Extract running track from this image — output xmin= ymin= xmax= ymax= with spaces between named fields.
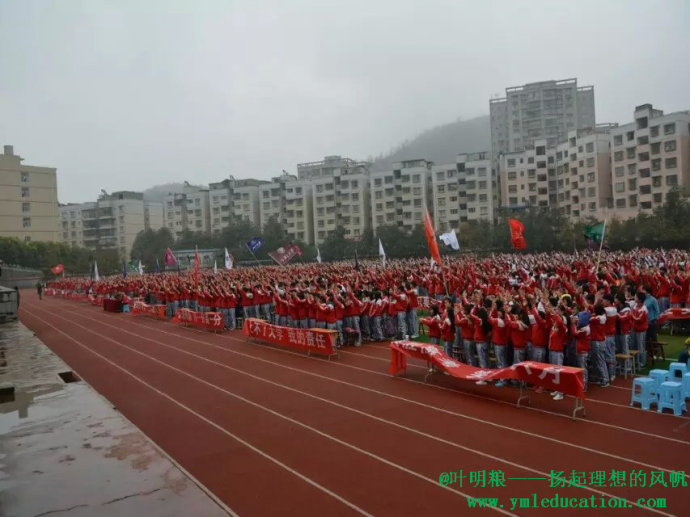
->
xmin=20 ymin=293 xmax=690 ymax=516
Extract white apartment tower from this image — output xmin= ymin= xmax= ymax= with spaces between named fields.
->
xmin=490 ymin=78 xmax=596 ymax=155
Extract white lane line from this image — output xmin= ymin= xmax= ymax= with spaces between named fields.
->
xmin=26 ymin=304 xmax=517 ymax=517
xmin=22 ymin=307 xmax=373 ymax=517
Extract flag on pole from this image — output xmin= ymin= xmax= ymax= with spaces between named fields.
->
xmin=137 ymin=260 xmax=144 ymax=275
xmin=378 ymin=238 xmax=386 ymax=268
xmin=354 ymin=249 xmax=360 ymax=271
xmin=224 ymin=248 xmax=233 ymax=269
xmin=508 ymin=218 xmax=527 ymax=250
xmin=584 ymin=222 xmax=606 ymax=243
xmin=424 ymin=210 xmax=442 ymax=264
xmin=268 ymin=243 xmax=300 ymax=266
xmin=193 ymin=246 xmax=200 ymax=286
xmin=94 ymin=261 xmax=100 ymax=281
xmin=155 ymin=257 xmax=160 ymax=273
xmin=122 ymin=260 xmax=128 ymax=278
xmin=164 ymin=248 xmax=177 ymax=267
xmin=246 ymin=237 xmax=264 ymax=253
xmin=51 ymin=264 xmax=64 ymax=275
xmin=213 ymin=259 xmax=218 ymax=274
xmin=316 ymin=247 xmax=322 ymax=264
xmin=439 ymin=229 xmax=460 ymax=250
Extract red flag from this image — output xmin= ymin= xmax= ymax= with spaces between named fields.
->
xmin=164 ymin=248 xmax=177 ymax=266
xmin=268 ymin=244 xmax=300 ymax=265
xmin=51 ymin=264 xmax=64 ymax=275
xmin=193 ymin=247 xmax=200 ymax=286
xmin=508 ymin=218 xmax=527 ymax=250
xmin=424 ymin=210 xmax=442 ymax=265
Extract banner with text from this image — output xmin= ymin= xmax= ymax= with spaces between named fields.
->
xmin=132 ymin=301 xmax=167 ymax=320
xmin=390 ymin=340 xmax=585 ymax=399
xmin=174 ymin=308 xmax=225 ymax=331
xmin=243 ymin=318 xmax=336 ymax=356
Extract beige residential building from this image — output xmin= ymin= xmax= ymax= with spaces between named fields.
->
xmin=299 ymin=156 xmax=370 ymax=244
xmin=490 ymin=78 xmax=596 ymax=155
xmin=60 ymin=191 xmax=164 ymax=259
xmin=501 ymin=127 xmax=614 ymax=221
xmin=459 ymin=152 xmax=498 ymax=223
xmin=259 ymin=173 xmax=294 ymax=230
xmin=0 ymin=145 xmax=59 ymax=243
xmin=370 ymin=160 xmax=432 ymax=234
xmin=610 ymin=104 xmax=690 ymax=219
xmin=209 ymin=177 xmax=265 ymax=234
xmin=284 ymin=179 xmax=313 ymax=243
xmin=164 ymin=184 xmax=210 ymax=238
xmin=430 ymin=163 xmax=462 ymax=231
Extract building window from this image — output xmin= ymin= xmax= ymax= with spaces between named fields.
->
xmin=650 ymin=126 xmax=659 ymax=137
xmin=651 ymin=142 xmax=660 ymax=154
xmin=664 ymin=140 xmax=676 ymax=152
xmin=653 ymin=193 xmax=663 ymax=204
xmin=587 ymin=172 xmax=595 ymax=183
xmin=22 ymin=202 xmax=30 ymax=212
xmin=665 ymin=157 xmax=677 ymax=169
xmin=22 ymin=217 xmax=31 ymax=228
xmin=629 ymin=195 xmax=638 ymax=207
xmin=615 ymin=182 xmax=625 ymax=193
xmin=664 ymin=123 xmax=675 ymax=135
xmin=615 ymin=167 xmax=624 ymax=177
xmin=613 ymin=135 xmax=623 ymax=146
xmin=613 ymin=151 xmax=623 ymax=162
xmin=652 ymin=159 xmax=661 ymax=171
xmin=628 ymin=179 xmax=637 ymax=191
xmin=24 ymin=236 xmax=31 ymax=242
xmin=21 ymin=187 xmax=29 ymax=197
xmin=21 ymin=172 xmax=29 ymax=182
xmin=652 ymin=176 xmax=662 ymax=187
xmin=666 ymin=175 xmax=678 ymax=186
xmin=616 ymin=198 xmax=626 ymax=208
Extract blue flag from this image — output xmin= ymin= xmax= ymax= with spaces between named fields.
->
xmin=246 ymin=237 xmax=264 ymax=253
xmin=122 ymin=259 xmax=128 ymax=278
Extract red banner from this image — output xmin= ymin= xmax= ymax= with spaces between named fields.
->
xmin=424 ymin=210 xmax=442 ymax=265
xmin=658 ymin=307 xmax=690 ymax=323
xmin=174 ymin=308 xmax=224 ymax=331
xmin=51 ymin=264 xmax=64 ymax=275
xmin=390 ymin=340 xmax=585 ymax=399
xmin=88 ymin=294 xmax=105 ymax=306
xmin=242 ymin=318 xmax=336 ymax=356
xmin=268 ymin=244 xmax=301 ymax=266
xmin=132 ymin=301 xmax=167 ymax=320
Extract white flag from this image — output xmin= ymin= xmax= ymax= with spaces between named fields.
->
xmin=439 ymin=229 xmax=460 ymax=251
xmin=316 ymin=247 xmax=322 ymax=264
xmin=224 ymin=247 xmax=233 ymax=269
xmin=214 ymin=259 xmax=218 ymax=273
xmin=378 ymin=238 xmax=386 ymax=268
xmin=137 ymin=259 xmax=144 ymax=275
xmin=94 ymin=261 xmax=100 ymax=281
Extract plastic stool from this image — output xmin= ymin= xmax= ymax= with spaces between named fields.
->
xmin=616 ymin=354 xmax=634 ymax=379
xmin=649 ymin=369 xmax=670 ymax=391
xmin=630 ymin=377 xmax=658 ymax=410
xmin=657 ymin=381 xmax=687 ymax=416
xmin=669 ymin=362 xmax=688 ymax=382
xmin=682 ymin=372 xmax=690 ymax=400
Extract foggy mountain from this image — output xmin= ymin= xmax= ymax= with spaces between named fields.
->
xmin=370 ymin=115 xmax=490 ymax=171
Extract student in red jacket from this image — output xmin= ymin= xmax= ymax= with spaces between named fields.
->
xmin=589 ymin=303 xmax=609 ymax=387
xmin=508 ymin=306 xmax=531 ymax=365
xmin=489 ymin=300 xmax=510 ymax=386
xmin=440 ymin=308 xmax=454 ymax=358
xmin=547 ymin=304 xmax=569 ymax=400
xmin=572 ymin=311 xmax=591 ymax=392
xmin=631 ymin=292 xmax=649 ymax=368
xmin=470 ymin=305 xmax=492 ymax=383
xmin=530 ymin=304 xmax=549 ymax=363
xmin=420 ymin=305 xmax=442 ymax=345
xmin=457 ymin=304 xmax=475 ymax=366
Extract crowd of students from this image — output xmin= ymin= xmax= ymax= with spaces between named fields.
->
xmin=47 ymin=248 xmax=690 ymax=397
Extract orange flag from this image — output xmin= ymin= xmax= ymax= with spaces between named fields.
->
xmin=508 ymin=218 xmax=527 ymax=250
xmin=424 ymin=210 xmax=442 ymax=265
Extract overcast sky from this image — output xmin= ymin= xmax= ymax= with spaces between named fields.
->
xmin=1 ymin=0 xmax=689 ymax=203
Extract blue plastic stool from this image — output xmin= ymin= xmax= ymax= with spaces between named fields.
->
xmin=682 ymin=373 xmax=690 ymax=400
xmin=669 ymin=362 xmax=688 ymax=382
xmin=649 ymin=369 xmax=669 ymax=391
xmin=630 ymin=377 xmax=657 ymax=410
xmin=657 ymin=381 xmax=687 ymax=416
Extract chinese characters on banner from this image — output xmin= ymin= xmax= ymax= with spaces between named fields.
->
xmin=175 ymin=308 xmax=225 ymax=331
xmin=389 ymin=340 xmax=585 ymax=399
xmin=132 ymin=301 xmax=167 ymax=320
xmin=242 ymin=318 xmax=336 ymax=356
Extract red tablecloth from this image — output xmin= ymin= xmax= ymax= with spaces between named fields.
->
xmin=103 ymin=298 xmax=122 ymax=312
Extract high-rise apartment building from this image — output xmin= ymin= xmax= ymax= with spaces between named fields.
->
xmin=284 ymin=179 xmax=314 ymax=244
xmin=258 ymin=173 xmax=294 ymax=230
xmin=60 ymin=191 xmax=164 ymax=258
xmin=0 ymin=145 xmax=59 ymax=243
xmin=458 ymin=152 xmax=498 ymax=223
xmin=299 ymin=156 xmax=370 ymax=244
xmin=610 ymin=104 xmax=690 ymax=219
xmin=209 ymin=177 xmax=266 ymax=234
xmin=490 ymin=78 xmax=595 ymax=155
xmin=430 ymin=163 xmax=462 ymax=232
xmin=370 ymin=160 xmax=433 ymax=234
xmin=164 ymin=184 xmax=210 ymax=238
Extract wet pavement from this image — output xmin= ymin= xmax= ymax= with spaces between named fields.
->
xmin=0 ymin=322 xmax=230 ymax=517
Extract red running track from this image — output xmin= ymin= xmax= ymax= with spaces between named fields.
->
xmin=20 ymin=293 xmax=690 ymax=516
